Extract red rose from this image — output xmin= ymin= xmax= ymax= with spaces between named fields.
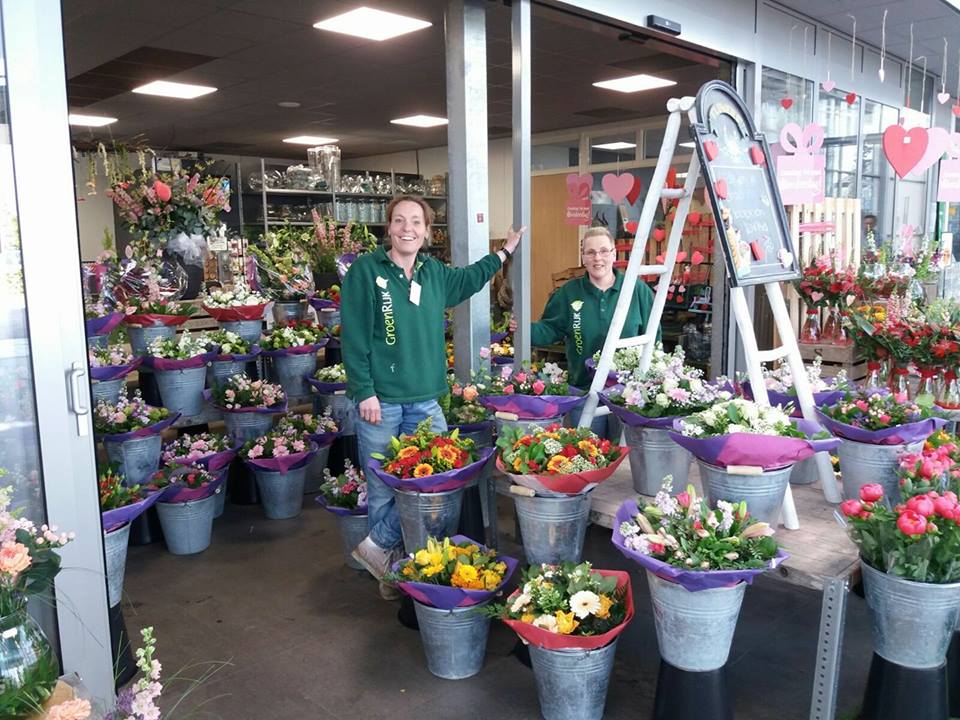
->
xmin=859 ymin=484 xmax=884 ymax=503
xmin=840 ymin=499 xmax=863 ymax=517
xmin=153 ymin=179 xmax=172 ymax=202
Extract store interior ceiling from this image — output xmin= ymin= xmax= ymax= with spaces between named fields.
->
xmin=62 ymin=1 xmax=725 ymax=160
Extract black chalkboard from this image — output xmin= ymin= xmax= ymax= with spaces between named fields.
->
xmin=692 ymin=80 xmax=800 ymax=288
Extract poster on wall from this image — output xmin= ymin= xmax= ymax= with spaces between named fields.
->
xmin=691 ymin=80 xmax=800 ymax=287
xmin=564 ymin=173 xmax=592 ymax=226
xmin=775 ymin=123 xmax=826 ymax=204
xmin=938 ymin=158 xmax=960 ymax=202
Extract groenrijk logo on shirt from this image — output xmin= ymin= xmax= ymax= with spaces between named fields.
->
xmin=570 ymin=300 xmax=584 ymax=354
xmin=376 ymin=276 xmax=397 ymax=346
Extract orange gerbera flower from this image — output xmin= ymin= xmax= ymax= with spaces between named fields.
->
xmin=546 ymin=455 xmax=572 ymax=474
xmin=413 ymin=463 xmax=434 ymax=477
xmin=437 ymin=445 xmax=460 ymax=464
xmin=398 ymin=446 xmax=420 ymax=460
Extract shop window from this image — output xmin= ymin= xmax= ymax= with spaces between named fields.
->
xmin=861 ymin=100 xmax=899 ymax=241
xmin=758 ymin=67 xmax=814 ymax=141
xmin=532 ymin=139 xmax=579 ymax=171
xmin=643 ymin=120 xmax=690 ymax=159
xmin=589 ymin=132 xmax=638 ymax=165
xmin=817 ymin=87 xmax=860 ymax=200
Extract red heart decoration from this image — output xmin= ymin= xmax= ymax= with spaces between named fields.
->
xmin=952 ymin=105 xmax=960 ymax=118
xmin=702 ymin=140 xmax=719 ymax=161
xmin=653 ymin=228 xmax=666 ymax=242
xmin=882 ymin=125 xmax=930 ymax=179
xmin=626 ymin=176 xmax=643 ymax=205
xmin=667 ymin=293 xmax=674 ymax=301
xmin=749 ymin=146 xmax=765 ymax=165
xmin=676 ymin=295 xmax=684 ymax=303
xmin=714 ymin=179 xmax=728 ymax=199
xmin=666 ymin=168 xmax=677 ymax=189
xmin=780 ymin=98 xmax=794 ymax=109
xmin=675 ymin=251 xmax=687 ymax=263
xmin=691 ymin=250 xmax=705 ymax=265
xmin=687 ymin=212 xmax=701 ymax=225
xmin=845 ymin=92 xmax=857 ymax=105
xmin=750 ymin=241 xmax=764 ymax=261
xmin=625 ymin=221 xmax=639 ymax=235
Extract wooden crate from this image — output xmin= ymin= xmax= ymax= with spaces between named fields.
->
xmin=798 ymin=343 xmax=867 ymax=383
xmin=551 ymin=266 xmax=585 ymax=291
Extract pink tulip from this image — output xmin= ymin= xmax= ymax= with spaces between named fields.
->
xmin=676 ymin=491 xmax=691 ymax=508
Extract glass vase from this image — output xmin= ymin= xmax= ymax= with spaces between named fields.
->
xmin=0 ymin=607 xmax=59 ymax=718
xmin=865 ymin=361 xmax=885 ymax=390
xmin=800 ymin=310 xmax=821 ymax=344
xmin=888 ymin=364 xmax=912 ymax=400
xmin=916 ymin=368 xmax=939 ymax=399
xmin=821 ymin=305 xmax=839 ymax=342
xmin=936 ymin=371 xmax=960 ymax=411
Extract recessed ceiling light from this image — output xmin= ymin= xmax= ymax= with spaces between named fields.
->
xmin=592 ymin=142 xmax=636 ymax=151
xmin=277 ymin=101 xmax=301 ymax=108
xmin=132 ymin=80 xmax=217 ymax=99
xmin=678 ymin=142 xmax=696 ymax=148
xmin=313 ymin=7 xmax=431 ymax=41
xmin=593 ymin=73 xmax=677 ymax=93
xmin=68 ymin=113 xmax=117 ymax=127
xmin=391 ymin=114 xmax=448 ymax=128
xmin=282 ymin=135 xmax=339 ymax=145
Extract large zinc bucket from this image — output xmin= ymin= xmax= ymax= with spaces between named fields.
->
xmin=839 ymin=439 xmax=923 ymax=504
xmin=87 ymin=334 xmax=109 ymax=349
xmin=105 ymin=434 xmax=162 ymax=485
xmin=647 ymin=571 xmax=746 ymax=671
xmin=316 ymin=308 xmax=341 ymax=331
xmin=155 ymin=366 xmax=208 ymax=417
xmin=91 ymin=378 xmax=125 ymax=407
xmin=273 ymin=301 xmax=306 ymax=324
xmin=128 ymin=325 xmax=176 ymax=356
xmin=460 ymin=425 xmax=495 ymax=532
xmin=103 ymin=523 xmax=131 ymax=607
xmin=513 ymin=493 xmax=591 ymax=566
xmin=790 ymin=456 xmax=818 ymax=485
xmin=698 ymin=460 xmax=793 ymax=526
xmin=253 ymin=466 xmax=307 ymax=519
xmin=208 ymin=359 xmax=247 ymax=389
xmin=269 ymin=353 xmax=318 ymax=397
xmin=862 ymin=561 xmax=960 ymax=669
xmin=623 ymin=425 xmax=691 ymax=496
xmin=219 ymin=319 xmax=263 ymax=346
xmin=395 ymin=487 xmax=464 ymax=554
xmin=222 ymin=410 xmax=275 ymax=445
xmin=495 ymin=414 xmax=565 ymax=438
xmin=338 ymin=514 xmax=369 ymax=570
xmin=212 ymin=484 xmax=226 ymax=518
xmin=304 ymin=443 xmax=333 ymax=494
xmin=528 ymin=640 xmax=619 ymax=720
xmin=155 ymin=495 xmax=216 ymax=555
xmin=414 ymin=601 xmax=491 ymax=679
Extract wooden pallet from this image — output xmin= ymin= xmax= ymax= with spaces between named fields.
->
xmin=798 ymin=342 xmax=867 ymax=382
xmin=551 ymin=266 xmax=585 ymax=291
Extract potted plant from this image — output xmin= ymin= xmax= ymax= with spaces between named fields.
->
xmin=670 ymin=398 xmax=839 ymax=525
xmin=276 ymin=410 xmax=339 ymax=493
xmin=496 ymin=424 xmax=627 ymax=565
xmin=368 ymin=419 xmax=493 ymax=553
xmin=316 ymin=459 xmax=369 ymax=569
xmin=121 ymin=297 xmax=195 ymax=355
xmin=88 ymin=343 xmax=141 ymax=406
xmin=384 ymin=536 xmax=517 ymax=679
xmin=477 ymin=360 xmax=583 ymax=436
xmin=147 ymin=465 xmax=224 ymax=555
xmin=203 ymin=329 xmax=260 ymax=389
xmin=144 ymin=331 xmax=218 ymax=417
xmin=0 ymin=484 xmax=73 ymax=718
xmin=488 ymin=561 xmax=634 ymax=720
xmin=817 ymin=390 xmax=946 ymax=503
xmin=599 ymin=345 xmax=730 ymax=495
xmin=201 ymin=282 xmax=270 ymax=345
xmin=94 ymin=393 xmax=177 ymax=485
xmin=260 ymin=321 xmax=328 ymax=397
xmin=307 ymin=212 xmax=377 ymax=290
xmin=240 ymin=427 xmax=317 ymax=520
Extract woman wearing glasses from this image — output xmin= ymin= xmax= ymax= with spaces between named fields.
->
xmin=511 ymin=226 xmax=658 ymax=432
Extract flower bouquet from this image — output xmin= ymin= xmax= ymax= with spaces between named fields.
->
xmin=309 ymin=283 xmax=341 ymax=310
xmin=84 ymin=298 xmax=123 ymax=340
xmin=261 ymin=321 xmax=328 ymax=397
xmin=203 ymin=329 xmax=260 ymax=389
xmin=88 ymin=343 xmax=141 ymax=406
xmin=0 ymin=485 xmax=73 ymax=718
xmin=94 ymin=393 xmax=178 ymax=485
xmin=309 ymin=212 xmax=378 ymax=278
xmin=205 ymin=374 xmax=286 ymax=446
xmin=488 ymin=561 xmax=633 ymax=719
xmin=143 ymin=331 xmax=219 ymax=417
xmin=439 ymin=375 xmax=491 ymax=433
xmin=276 ymin=410 xmax=339 ymax=493
xmin=148 ymin=464 xmax=224 ymax=553
xmin=586 ymin=347 xmax=644 ymax=388
xmin=478 ymin=362 xmax=583 ymax=425
xmin=488 ymin=341 xmax=514 ymax=365
xmin=896 ymin=430 xmax=960 ymax=499
xmin=122 ymin=296 xmax=195 ymax=327
xmin=149 ymin=464 xmax=225 ymax=503
xmin=745 ymin=356 xmax=849 ymax=412
xmin=241 ymin=426 xmax=318 ymax=519
xmin=249 ymin=224 xmax=315 ymax=304
xmin=201 ymin=283 xmax=271 ymax=321
xmin=162 ymin=432 xmax=237 ymax=472
xmin=612 ymin=480 xmax=785 ymax=673
xmin=316 ymin=459 xmax=369 ymax=569
xmin=307 ymin=363 xmax=348 ymax=394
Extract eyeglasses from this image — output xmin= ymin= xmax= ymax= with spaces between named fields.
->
xmin=582 ymin=248 xmax=614 ymax=258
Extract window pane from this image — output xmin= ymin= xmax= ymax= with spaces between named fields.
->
xmin=532 ymin=139 xmax=579 ymax=171
xmin=759 ymin=68 xmax=814 ymax=141
xmin=817 ymin=87 xmax=860 ymax=200
xmin=589 ymin=133 xmax=636 ymax=165
xmin=861 ymin=99 xmax=898 ymax=240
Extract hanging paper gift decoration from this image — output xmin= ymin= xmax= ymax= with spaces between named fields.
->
xmin=564 ymin=173 xmax=592 ymax=226
xmin=775 ymin=123 xmax=826 ymax=204
xmin=937 ymin=135 xmax=960 ymax=202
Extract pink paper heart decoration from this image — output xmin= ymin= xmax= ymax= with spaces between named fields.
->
xmin=810 ymin=291 xmax=824 ymax=303
xmin=908 ymin=127 xmax=950 ymax=178
xmin=883 ymin=125 xmax=930 ymax=178
xmin=687 ymin=212 xmax=701 ymax=225
xmin=702 ymin=140 xmax=719 ymax=161
xmin=714 ymin=179 xmax=728 ymax=199
xmin=821 ymin=80 xmax=836 ymax=92
xmin=954 ymin=106 xmax=960 ymax=118
xmin=655 ymin=253 xmax=665 ymax=264
xmin=749 ymin=146 xmax=765 ymax=165
xmin=668 ymin=284 xmax=675 ymax=293
xmin=939 ymin=92 xmax=951 ymax=105
xmin=691 ymin=250 xmax=705 ymax=265
xmin=625 ymin=221 xmax=639 ymax=235
xmin=678 ymin=285 xmax=686 ymax=293
xmin=667 ymin=293 xmax=674 ymax=301
xmin=601 ymin=173 xmax=634 ymax=204
xmin=675 ymin=251 xmax=687 ymax=263
xmin=627 ymin=176 xmax=643 ymax=205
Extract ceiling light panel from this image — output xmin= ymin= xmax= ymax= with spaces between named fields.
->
xmin=390 ymin=115 xmax=448 ymax=128
xmin=592 ymin=74 xmax=677 ymax=93
xmin=68 ymin=113 xmax=118 ymax=127
xmin=592 ymin=142 xmax=636 ymax=150
xmin=132 ymin=80 xmax=217 ymax=99
xmin=314 ymin=7 xmax=431 ymax=42
xmin=282 ymin=135 xmax=339 ymax=145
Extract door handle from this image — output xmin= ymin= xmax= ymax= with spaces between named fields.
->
xmin=69 ymin=362 xmax=90 ymax=438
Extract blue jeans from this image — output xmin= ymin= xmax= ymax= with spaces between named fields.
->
xmin=356 ymin=399 xmax=448 ymax=550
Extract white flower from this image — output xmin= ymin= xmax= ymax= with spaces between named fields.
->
xmin=532 ymin=614 xmax=558 ymax=633
xmin=510 ymin=593 xmax=532 ymax=614
xmin=569 ymin=590 xmax=602 ymax=619
xmin=655 ymin=393 xmax=670 ymax=407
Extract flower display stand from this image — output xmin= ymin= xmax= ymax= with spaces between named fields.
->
xmin=652 ymin=661 xmax=732 ymax=720
xmin=860 ymin=654 xmax=948 ymax=720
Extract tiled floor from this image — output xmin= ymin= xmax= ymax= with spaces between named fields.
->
xmin=121 ymin=496 xmax=875 ymax=719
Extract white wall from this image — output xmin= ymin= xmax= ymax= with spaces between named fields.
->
xmin=74 ymin=155 xmax=115 ymax=261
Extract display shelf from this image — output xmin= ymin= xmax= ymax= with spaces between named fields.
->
xmin=263 ymin=187 xmax=333 ymax=196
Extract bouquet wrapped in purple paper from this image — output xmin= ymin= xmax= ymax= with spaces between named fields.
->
xmin=143 ymin=331 xmax=219 ymax=370
xmin=162 ymin=432 xmax=238 ymax=471
xmin=89 ymin=344 xmax=142 ymax=382
xmin=240 ymin=427 xmax=318 ymax=474
xmin=816 ymin=390 xmax=946 ymax=446
xmin=276 ymin=409 xmax=340 ymax=447
xmin=147 ymin=464 xmax=225 ymax=503
xmin=94 ymin=392 xmax=178 ymax=441
xmin=259 ymin=321 xmax=328 ymax=355
xmin=308 ymin=363 xmax=348 ymax=394
xmin=385 ymin=535 xmax=518 ymax=610
xmin=99 ymin=466 xmax=163 ymax=532
xmin=86 ymin=310 xmax=124 ymax=338
xmin=206 ymin=375 xmax=286 ymax=413
xmin=743 ymin=357 xmax=849 ymax=413
xmin=316 ymin=459 xmax=367 ymax=516
xmin=477 ymin=360 xmax=582 ymax=419
xmin=203 ymin=329 xmax=261 ymax=362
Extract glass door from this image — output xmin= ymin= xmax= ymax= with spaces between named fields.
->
xmin=2 ymin=0 xmax=112 ymax=704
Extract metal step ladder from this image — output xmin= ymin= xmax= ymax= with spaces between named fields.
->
xmin=577 ymin=96 xmax=842 ymax=529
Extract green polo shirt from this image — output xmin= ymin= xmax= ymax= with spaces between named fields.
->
xmin=531 ymin=270 xmax=658 ymax=388
xmin=341 ymin=245 xmax=503 ymax=404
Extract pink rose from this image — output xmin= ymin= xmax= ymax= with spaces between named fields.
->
xmin=462 ymin=386 xmax=478 ymax=402
xmin=676 ymin=491 xmax=691 ymax=508
xmin=0 ymin=541 xmax=32 ymax=576
xmin=839 ymin=499 xmax=863 ymax=517
xmin=451 ymin=384 xmax=463 ymax=397
xmin=503 ymin=385 xmax=515 ymax=394
xmin=896 ymin=510 xmax=927 ymax=536
xmin=859 ymin=484 xmax=884 ymax=503
xmin=532 ymin=380 xmax=546 ymax=395
xmin=514 ymin=372 xmax=528 ymax=384
xmin=153 ymin=179 xmax=172 ymax=202
xmin=906 ymin=495 xmax=936 ymax=518
xmin=479 ymin=346 xmax=490 ymax=359
xmin=47 ymin=699 xmax=92 ymax=720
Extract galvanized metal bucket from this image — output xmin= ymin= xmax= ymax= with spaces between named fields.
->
xmin=316 ymin=308 xmax=341 ymax=331
xmin=91 ymin=378 xmax=125 ymax=407
xmin=219 ymin=319 xmax=263 ymax=346
xmin=87 ymin=334 xmax=109 ymax=349
xmin=839 ymin=439 xmax=923 ymax=504
xmin=338 ymin=513 xmax=368 ymax=570
xmin=623 ymin=425 xmax=691 ymax=496
xmin=413 ymin=601 xmax=491 ymax=679
xmin=304 ymin=443 xmax=332 ymax=494
xmin=315 ymin=393 xmax=356 ymax=435
xmin=208 ymin=359 xmax=246 ymax=389
xmin=528 ymin=639 xmax=619 ymax=720
xmin=212 ymin=484 xmax=226 ymax=518
xmin=495 ymin=414 xmax=565 ymax=438
xmin=105 ymin=434 xmax=162 ymax=485
xmin=253 ymin=466 xmax=307 ymax=519
xmin=128 ymin=325 xmax=176 ymax=356
xmin=272 ymin=301 xmax=306 ymax=324
xmin=155 ymin=495 xmax=216 ymax=555
xmin=513 ymin=493 xmax=591 ymax=566
xmin=789 ymin=456 xmax=818 ymax=485
xmin=103 ymin=523 xmax=130 ymax=607
xmin=155 ymin=366 xmax=208 ymax=417
xmin=269 ymin=352 xmax=318 ymax=397
xmin=861 ymin=561 xmax=960 ymax=669
xmin=222 ymin=411 xmax=274 ymax=445
xmin=395 ymin=486 xmax=464 ymax=554
xmin=459 ymin=426 xmax=495 ymax=530
xmin=647 ymin=570 xmax=746 ymax=671
xmin=698 ymin=460 xmax=793 ymax=526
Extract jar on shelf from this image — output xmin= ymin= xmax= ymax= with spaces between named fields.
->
xmin=359 ymin=199 xmax=372 ymax=223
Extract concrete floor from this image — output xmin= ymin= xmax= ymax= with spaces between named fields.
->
xmin=121 ymin=496 xmax=874 ymax=719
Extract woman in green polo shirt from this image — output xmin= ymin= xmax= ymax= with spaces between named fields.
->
xmin=513 ymin=226 xmax=658 ymax=432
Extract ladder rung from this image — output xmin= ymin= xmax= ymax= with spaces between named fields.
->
xmin=634 ymin=264 xmax=667 ymax=275
xmin=660 ymin=188 xmax=687 ymax=199
xmin=592 ymin=406 xmax=610 ymax=417
xmin=615 ymin=335 xmax=654 ymax=349
xmin=757 ymin=347 xmax=791 ymax=364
